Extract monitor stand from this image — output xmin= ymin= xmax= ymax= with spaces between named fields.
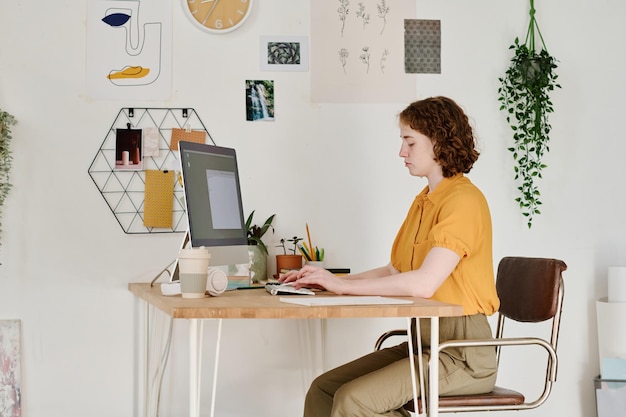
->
xmin=149 ymin=231 xmax=250 ymax=287
xmin=150 ymin=231 xmax=189 ymax=287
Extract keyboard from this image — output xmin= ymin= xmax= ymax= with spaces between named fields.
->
xmin=265 ymin=282 xmax=315 ymax=296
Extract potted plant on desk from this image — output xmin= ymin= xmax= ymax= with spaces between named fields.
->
xmin=275 ymin=236 xmax=304 ymax=274
xmin=246 ymin=211 xmax=275 ymax=283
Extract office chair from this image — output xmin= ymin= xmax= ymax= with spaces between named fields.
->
xmin=375 ymin=256 xmax=567 ymax=413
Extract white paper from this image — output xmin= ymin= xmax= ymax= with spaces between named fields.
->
xmin=143 ymin=127 xmax=160 ymax=157
xmin=280 ymin=296 xmax=413 ymax=306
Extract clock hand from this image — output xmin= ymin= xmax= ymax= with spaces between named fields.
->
xmin=202 ymin=0 xmax=220 ymax=25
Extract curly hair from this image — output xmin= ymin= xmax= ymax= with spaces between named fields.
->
xmin=399 ymin=96 xmax=479 ymax=177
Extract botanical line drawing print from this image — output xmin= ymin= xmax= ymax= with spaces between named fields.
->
xmin=339 ymin=48 xmax=350 ymax=74
xmin=338 ymin=0 xmax=350 ymax=37
xmin=356 ymin=2 xmax=370 ymax=29
xmin=360 ymin=46 xmax=370 ymax=73
xmin=377 ymin=0 xmax=390 ymax=35
xmin=311 ymin=1 xmax=416 ymax=102
xmin=380 ymin=49 xmax=389 ymax=73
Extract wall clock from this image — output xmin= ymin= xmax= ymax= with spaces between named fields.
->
xmin=183 ymin=0 xmax=254 ymax=34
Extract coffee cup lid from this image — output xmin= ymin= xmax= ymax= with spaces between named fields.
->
xmin=178 ymin=246 xmax=211 ymax=259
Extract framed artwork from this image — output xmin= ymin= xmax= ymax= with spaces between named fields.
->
xmin=0 ymin=320 xmax=21 ymax=417
xmin=310 ymin=0 xmax=416 ymax=103
xmin=260 ymin=36 xmax=309 ymax=72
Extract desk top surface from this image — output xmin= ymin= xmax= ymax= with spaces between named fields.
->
xmin=129 ymin=283 xmax=464 ymax=319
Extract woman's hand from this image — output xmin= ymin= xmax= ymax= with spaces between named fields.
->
xmin=278 ymin=265 xmax=345 ymax=293
xmin=278 ymin=269 xmax=299 ymax=283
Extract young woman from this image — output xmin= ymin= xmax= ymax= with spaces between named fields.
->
xmin=280 ymin=96 xmax=500 ymax=417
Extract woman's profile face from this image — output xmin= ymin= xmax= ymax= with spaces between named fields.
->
xmin=399 ymin=122 xmax=439 ymax=178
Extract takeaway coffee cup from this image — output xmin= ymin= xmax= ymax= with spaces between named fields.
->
xmin=178 ymin=247 xmax=211 ymax=298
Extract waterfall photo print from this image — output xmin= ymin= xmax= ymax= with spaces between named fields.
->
xmin=245 ymin=80 xmax=275 ymax=122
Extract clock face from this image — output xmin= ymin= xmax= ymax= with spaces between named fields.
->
xmin=183 ymin=0 xmax=253 ymax=34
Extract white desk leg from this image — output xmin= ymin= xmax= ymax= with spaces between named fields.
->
xmin=407 ymin=317 xmax=427 ymax=416
xmin=210 ymin=319 xmax=223 ymax=417
xmin=189 ymin=319 xmax=203 ymax=417
xmin=429 ymin=317 xmax=439 ymax=417
xmin=189 ymin=318 xmax=223 ymax=417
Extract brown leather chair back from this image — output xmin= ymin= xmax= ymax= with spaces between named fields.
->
xmin=496 ymin=257 xmax=567 ymax=323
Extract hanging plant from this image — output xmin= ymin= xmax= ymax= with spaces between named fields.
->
xmin=0 ymin=109 xmax=17 ymax=247
xmin=497 ymin=0 xmax=560 ymax=228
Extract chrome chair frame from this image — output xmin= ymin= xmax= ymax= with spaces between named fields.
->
xmin=375 ymin=257 xmax=567 ymax=413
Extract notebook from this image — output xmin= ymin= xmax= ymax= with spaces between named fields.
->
xmin=279 ymin=296 xmax=413 ymax=306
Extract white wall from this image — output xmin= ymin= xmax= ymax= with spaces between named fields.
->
xmin=0 ymin=1 xmax=620 ymax=416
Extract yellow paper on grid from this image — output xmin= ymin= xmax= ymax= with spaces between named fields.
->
xmin=170 ymin=128 xmax=206 ymax=150
xmin=144 ymin=170 xmax=175 ymax=228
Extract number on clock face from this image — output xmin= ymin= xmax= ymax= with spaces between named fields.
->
xmin=185 ymin=0 xmax=253 ymax=34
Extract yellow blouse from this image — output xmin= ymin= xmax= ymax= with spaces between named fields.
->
xmin=391 ymin=174 xmax=499 ymax=315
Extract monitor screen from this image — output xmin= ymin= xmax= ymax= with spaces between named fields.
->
xmin=178 ymin=141 xmax=249 ymax=267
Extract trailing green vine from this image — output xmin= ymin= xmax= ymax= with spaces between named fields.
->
xmin=0 ymin=109 xmax=16 ymax=247
xmin=498 ymin=0 xmax=560 ymax=228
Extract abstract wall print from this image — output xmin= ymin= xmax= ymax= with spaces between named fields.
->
xmin=260 ymin=36 xmax=309 ymax=72
xmin=246 ymin=80 xmax=275 ymax=122
xmin=404 ymin=19 xmax=441 ymax=74
xmin=86 ymin=0 xmax=172 ymax=100
xmin=311 ymin=0 xmax=416 ymax=103
xmin=0 ymin=320 xmax=21 ymax=417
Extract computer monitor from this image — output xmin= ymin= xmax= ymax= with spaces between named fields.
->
xmin=178 ymin=141 xmax=249 ymax=268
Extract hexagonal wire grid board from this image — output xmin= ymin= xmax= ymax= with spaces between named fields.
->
xmin=88 ymin=108 xmax=214 ymax=234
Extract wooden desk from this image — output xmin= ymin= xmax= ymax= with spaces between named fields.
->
xmin=129 ymin=283 xmax=463 ymax=417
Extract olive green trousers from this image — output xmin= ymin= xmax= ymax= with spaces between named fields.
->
xmin=303 ymin=314 xmax=497 ymax=417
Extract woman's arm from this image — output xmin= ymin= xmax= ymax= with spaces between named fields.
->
xmin=292 ymin=246 xmax=461 ymax=297
xmin=344 ymin=264 xmax=398 ymax=280
xmin=279 ymin=264 xmax=396 ymax=284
